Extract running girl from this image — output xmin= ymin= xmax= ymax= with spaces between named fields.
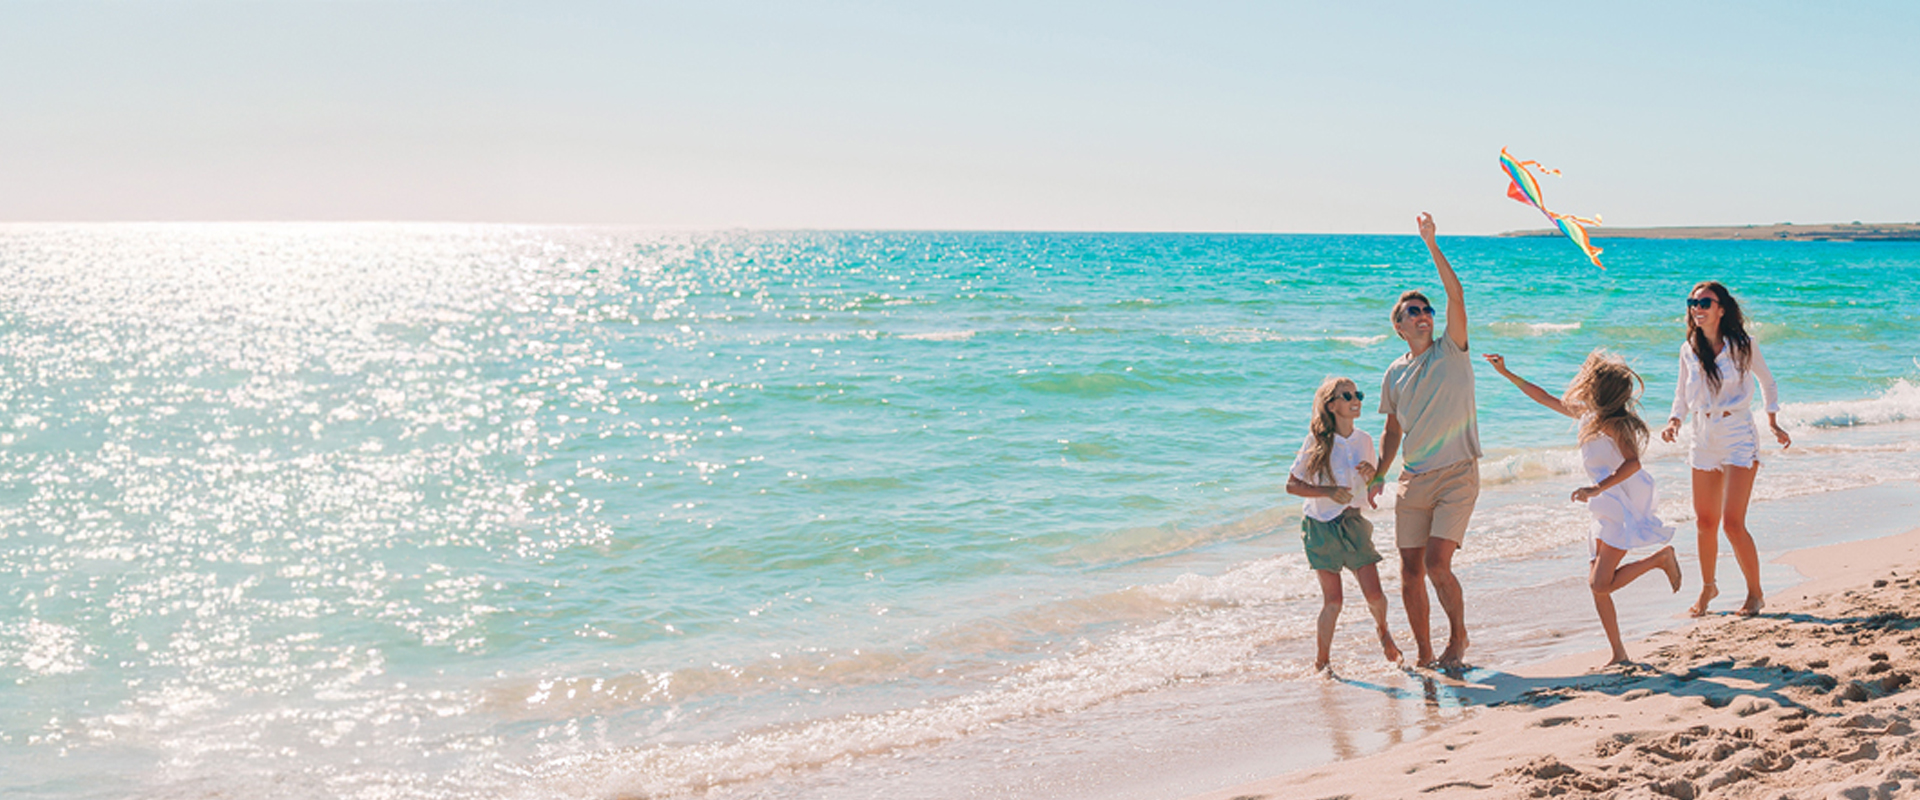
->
xmin=1484 ymin=350 xmax=1682 ymax=666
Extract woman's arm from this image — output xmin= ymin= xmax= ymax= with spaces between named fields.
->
xmin=1662 ymin=346 xmax=1691 ymax=442
xmin=1749 ymin=343 xmax=1791 ymax=448
xmin=1482 ymin=353 xmax=1575 ymax=417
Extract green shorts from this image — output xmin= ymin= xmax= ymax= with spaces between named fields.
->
xmin=1302 ymin=508 xmax=1383 ymax=572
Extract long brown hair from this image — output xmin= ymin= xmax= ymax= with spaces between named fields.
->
xmin=1567 ymin=350 xmax=1648 ymax=454
xmin=1686 ymin=281 xmax=1753 ymax=391
xmin=1303 ymin=377 xmax=1355 ymax=483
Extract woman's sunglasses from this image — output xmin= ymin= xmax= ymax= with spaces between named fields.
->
xmin=1334 ymin=390 xmax=1365 ymax=402
xmin=1686 ymin=297 xmax=1718 ymax=309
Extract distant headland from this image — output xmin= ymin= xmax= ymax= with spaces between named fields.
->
xmin=1500 ymin=221 xmax=1920 ymax=241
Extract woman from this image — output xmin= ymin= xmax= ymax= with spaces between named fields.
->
xmin=1660 ymin=281 xmax=1790 ymax=616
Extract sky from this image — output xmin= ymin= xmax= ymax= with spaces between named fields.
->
xmin=2 ymin=1 xmax=1916 ymax=233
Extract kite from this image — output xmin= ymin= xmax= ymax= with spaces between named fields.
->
xmin=1501 ymin=147 xmax=1605 ymax=269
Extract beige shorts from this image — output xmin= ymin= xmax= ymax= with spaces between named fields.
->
xmin=1395 ymin=458 xmax=1480 ymax=550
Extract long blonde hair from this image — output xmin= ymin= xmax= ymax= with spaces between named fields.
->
xmin=1566 ymin=350 xmax=1648 ymax=454
xmin=1303 ymin=377 xmax=1356 ymax=483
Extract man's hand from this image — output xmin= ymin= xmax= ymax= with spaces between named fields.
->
xmin=1366 ymin=480 xmax=1384 ymax=509
xmin=1417 ymin=212 xmax=1437 ymax=242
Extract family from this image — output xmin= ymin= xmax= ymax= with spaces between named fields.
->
xmin=1285 ymin=213 xmax=1790 ymax=671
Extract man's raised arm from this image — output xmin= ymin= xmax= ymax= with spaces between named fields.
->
xmin=1418 ymin=212 xmax=1467 ymax=351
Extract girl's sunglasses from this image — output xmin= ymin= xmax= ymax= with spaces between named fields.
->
xmin=1686 ymin=297 xmax=1718 ymax=309
xmin=1335 ymin=390 xmax=1365 ymax=402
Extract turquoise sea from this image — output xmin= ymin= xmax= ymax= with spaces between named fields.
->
xmin=3 ymin=225 xmax=1919 ymax=799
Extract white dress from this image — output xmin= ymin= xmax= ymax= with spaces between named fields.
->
xmin=1579 ymin=432 xmax=1675 ymax=556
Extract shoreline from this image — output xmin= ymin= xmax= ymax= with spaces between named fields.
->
xmin=1499 ymin=221 xmax=1920 ymax=241
xmin=1182 ymin=524 xmax=1920 ymax=800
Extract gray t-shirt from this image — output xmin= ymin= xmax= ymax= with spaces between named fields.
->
xmin=1379 ymin=333 xmax=1482 ymax=474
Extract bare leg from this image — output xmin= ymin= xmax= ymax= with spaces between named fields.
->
xmin=1399 ymin=547 xmax=1434 ymax=667
xmin=1689 ymin=468 xmax=1725 ymax=616
xmin=1589 ymin=544 xmax=1680 ymax=663
xmin=1426 ymin=539 xmax=1468 ymax=668
xmin=1589 ymin=544 xmax=1632 ymax=664
xmin=1353 ymin=563 xmax=1402 ymax=664
xmin=1721 ymin=463 xmax=1765 ymax=615
xmin=1313 ymin=569 xmax=1344 ymax=670
xmin=1593 ymin=545 xmax=1678 ymax=594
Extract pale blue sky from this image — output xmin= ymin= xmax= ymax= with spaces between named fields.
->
xmin=2 ymin=1 xmax=1915 ymax=232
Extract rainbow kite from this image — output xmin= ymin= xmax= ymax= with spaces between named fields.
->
xmin=1500 ymin=147 xmax=1605 ymax=269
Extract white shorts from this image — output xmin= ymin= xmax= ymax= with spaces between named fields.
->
xmin=1688 ymin=412 xmax=1760 ymax=472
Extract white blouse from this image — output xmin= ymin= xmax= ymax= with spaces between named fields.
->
xmin=1668 ymin=340 xmax=1780 ymax=422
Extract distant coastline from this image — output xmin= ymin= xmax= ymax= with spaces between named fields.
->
xmin=1500 ymin=221 xmax=1920 ymax=241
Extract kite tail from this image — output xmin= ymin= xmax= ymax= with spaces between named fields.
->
xmin=1552 ymin=214 xmax=1605 ymax=270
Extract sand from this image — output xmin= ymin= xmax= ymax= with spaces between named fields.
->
xmin=1184 ymin=527 xmax=1920 ymax=800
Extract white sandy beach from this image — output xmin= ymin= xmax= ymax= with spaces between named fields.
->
xmin=1183 ymin=526 xmax=1920 ymax=800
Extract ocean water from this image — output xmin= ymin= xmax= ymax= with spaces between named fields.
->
xmin=1 ymin=225 xmax=1918 ymax=799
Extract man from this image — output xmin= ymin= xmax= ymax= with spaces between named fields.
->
xmin=1368 ymin=212 xmax=1481 ymax=670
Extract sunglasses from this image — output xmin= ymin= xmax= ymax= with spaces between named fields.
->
xmin=1334 ymin=390 xmax=1365 ymax=402
xmin=1401 ymin=305 xmax=1435 ymax=318
xmin=1686 ymin=297 xmax=1718 ymax=309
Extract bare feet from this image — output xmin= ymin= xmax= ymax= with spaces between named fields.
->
xmin=1689 ymin=582 xmax=1718 ymax=617
xmin=1379 ymin=636 xmax=1403 ymax=666
xmin=1737 ymin=593 xmax=1765 ymax=616
xmin=1436 ymin=634 xmax=1469 ymax=670
xmin=1657 ymin=546 xmax=1682 ymax=593
xmin=1312 ymin=658 xmax=1331 ymax=672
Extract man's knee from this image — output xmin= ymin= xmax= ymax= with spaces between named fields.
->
xmin=1399 ymin=551 xmax=1427 ymax=580
xmin=1423 ymin=545 xmax=1457 ymax=575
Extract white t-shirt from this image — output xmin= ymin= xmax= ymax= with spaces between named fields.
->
xmin=1289 ymin=429 xmax=1377 ymax=522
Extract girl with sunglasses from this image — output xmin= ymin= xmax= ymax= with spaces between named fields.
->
xmin=1484 ymin=350 xmax=1681 ymax=666
xmin=1287 ymin=376 xmax=1402 ymax=671
xmin=1660 ymin=281 xmax=1790 ymax=617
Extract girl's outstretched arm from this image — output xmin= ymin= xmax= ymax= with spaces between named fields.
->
xmin=1482 ymin=353 xmax=1575 ymax=417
